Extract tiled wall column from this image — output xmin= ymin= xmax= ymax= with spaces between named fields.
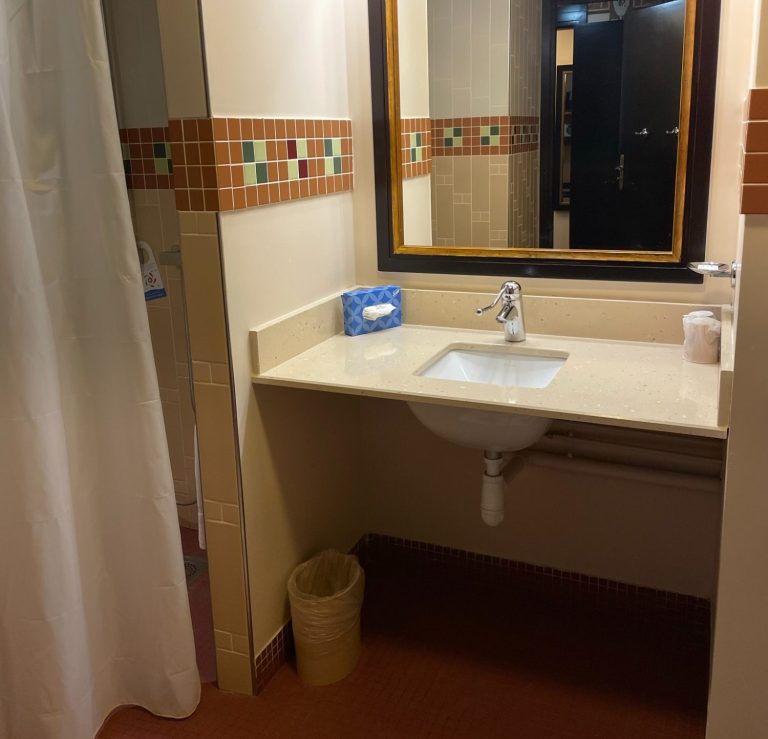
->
xmin=178 ymin=211 xmax=253 ymax=695
xmin=742 ymin=89 xmax=768 ymax=213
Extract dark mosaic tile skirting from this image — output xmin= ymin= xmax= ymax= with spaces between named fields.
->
xmin=254 ymin=533 xmax=711 ymax=692
xmin=119 ymin=127 xmax=174 ymax=189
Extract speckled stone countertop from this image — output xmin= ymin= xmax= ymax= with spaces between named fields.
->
xmin=252 ymin=324 xmax=726 ymax=439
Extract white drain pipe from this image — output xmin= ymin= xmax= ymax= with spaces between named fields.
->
xmin=480 ymin=452 xmax=525 ymax=527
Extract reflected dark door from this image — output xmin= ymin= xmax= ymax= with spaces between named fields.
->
xmin=569 ymin=22 xmax=624 ymax=249
xmin=620 ymin=0 xmax=685 ymax=250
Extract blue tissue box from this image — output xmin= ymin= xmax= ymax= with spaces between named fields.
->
xmin=341 ymin=286 xmax=402 ymax=336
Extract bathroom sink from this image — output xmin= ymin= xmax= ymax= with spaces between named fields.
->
xmin=409 ymin=345 xmax=567 ymax=453
xmin=416 ymin=345 xmax=567 ymax=389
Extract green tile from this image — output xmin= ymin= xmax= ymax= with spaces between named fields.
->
xmin=410 ymin=133 xmax=418 ymax=147
xmin=287 ymin=160 xmax=299 ymax=180
xmin=332 ymin=138 xmax=342 ymax=156
xmin=490 ymin=125 xmax=500 ymax=135
xmin=481 ymin=135 xmax=490 ymax=146
xmin=415 ymin=147 xmax=423 ymax=162
xmin=243 ymin=163 xmax=257 ymax=185
xmin=154 ymin=157 xmax=169 ymax=174
xmin=242 ymin=141 xmax=255 ymax=162
xmin=254 ymin=140 xmax=267 ymax=162
xmin=444 ymin=138 xmax=453 ymax=147
xmin=123 ymin=160 xmax=131 ymax=174
xmin=121 ymin=143 xmax=129 ymax=158
xmin=153 ymin=142 xmax=167 ymax=158
xmin=296 ymin=139 xmax=308 ymax=158
xmin=490 ymin=134 xmax=500 ymax=146
xmin=255 ymin=162 xmax=268 ymax=183
xmin=416 ymin=132 xmax=422 ymax=146
xmin=325 ymin=157 xmax=335 ymax=176
xmin=411 ymin=148 xmax=417 ymax=162
xmin=167 ymin=159 xmax=173 ymax=173
xmin=324 ymin=139 xmax=333 ymax=156
xmin=453 ymin=126 xmax=462 ymax=136
xmin=443 ymin=127 xmax=453 ymax=139
xmin=453 ymin=137 xmax=463 ymax=147
xmin=480 ymin=125 xmax=490 ymax=137
xmin=333 ymin=156 xmax=342 ymax=174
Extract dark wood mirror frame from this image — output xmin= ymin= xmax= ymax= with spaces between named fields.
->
xmin=368 ymin=0 xmax=721 ymax=283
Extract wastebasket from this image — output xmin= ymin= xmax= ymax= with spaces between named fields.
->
xmin=288 ymin=549 xmax=365 ymax=686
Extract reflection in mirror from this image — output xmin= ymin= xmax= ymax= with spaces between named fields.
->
xmin=398 ymin=0 xmax=688 ymax=254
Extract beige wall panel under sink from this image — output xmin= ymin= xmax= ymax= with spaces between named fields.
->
xmin=361 ymin=397 xmax=721 ymax=599
xmin=240 ymin=385 xmax=366 ymax=650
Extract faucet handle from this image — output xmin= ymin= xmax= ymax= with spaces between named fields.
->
xmin=475 ymin=281 xmax=521 ymax=315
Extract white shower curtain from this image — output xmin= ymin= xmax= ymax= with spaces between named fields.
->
xmin=0 ymin=1 xmax=200 ymax=737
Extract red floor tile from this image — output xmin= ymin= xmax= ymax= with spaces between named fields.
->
xmin=101 ymin=557 xmax=708 ymax=738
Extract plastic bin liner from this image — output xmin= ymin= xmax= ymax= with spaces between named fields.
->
xmin=288 ymin=550 xmax=365 ymax=685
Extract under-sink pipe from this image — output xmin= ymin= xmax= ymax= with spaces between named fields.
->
xmin=478 ymin=441 xmax=721 ymax=526
xmin=480 ymin=452 xmax=525 ymax=527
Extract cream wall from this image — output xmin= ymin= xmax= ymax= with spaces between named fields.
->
xmin=399 ymin=0 xmax=433 ymax=246
xmin=200 ymin=0 xmax=365 ymax=653
xmin=347 ymin=0 xmax=753 ymax=305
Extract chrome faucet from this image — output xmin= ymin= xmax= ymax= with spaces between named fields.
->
xmin=475 ymin=281 xmax=526 ymax=342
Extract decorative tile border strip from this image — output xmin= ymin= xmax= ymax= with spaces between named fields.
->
xmin=119 ymin=127 xmax=174 ymax=189
xmin=742 ymin=89 xmax=768 ymax=214
xmin=169 ymin=117 xmax=353 ymax=212
xmin=400 ymin=117 xmax=432 ymax=178
xmin=431 ymin=116 xmax=540 ymax=157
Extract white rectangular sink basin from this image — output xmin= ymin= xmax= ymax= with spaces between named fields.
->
xmin=417 ymin=345 xmax=567 ymax=389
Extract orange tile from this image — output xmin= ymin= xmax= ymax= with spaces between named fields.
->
xmin=204 ymin=189 xmax=220 ymax=211
xmin=215 ymin=142 xmax=231 ymax=165
xmin=245 ymin=186 xmax=258 ymax=208
xmin=233 ymin=187 xmax=246 ymax=210
xmin=286 ymin=119 xmax=297 ymax=138
xmin=202 ymin=166 xmax=217 ymax=188
xmin=277 ymin=141 xmax=288 ymax=160
xmin=168 ymin=119 xmax=184 ymax=143
xmin=748 ymin=89 xmax=768 ymax=121
xmin=299 ymin=179 xmax=309 ymax=198
xmin=745 ymin=121 xmax=768 ymax=152
xmin=187 ymin=166 xmax=203 ymax=188
xmin=289 ymin=181 xmax=300 ymax=199
xmin=253 ymin=119 xmax=265 ymax=139
xmin=256 ymin=184 xmax=270 ymax=205
xmin=227 ymin=118 xmax=242 ymax=141
xmin=174 ymin=167 xmax=188 ymax=189
xmin=200 ymin=142 xmax=216 ymax=166
xmin=182 ymin=119 xmax=198 ymax=142
xmin=217 ymin=165 xmax=232 ymax=187
xmin=268 ymin=183 xmax=280 ymax=203
xmin=219 ymin=188 xmax=234 ymax=211
xmin=212 ymin=118 xmax=229 ymax=141
xmin=231 ymin=166 xmax=245 ymax=188
xmin=309 ymin=178 xmax=318 ymax=196
xmin=185 ymin=143 xmax=201 ymax=165
xmin=198 ymin=118 xmax=214 ymax=142
xmin=264 ymin=119 xmax=276 ymax=140
xmin=741 ymin=184 xmax=768 ymax=213
xmin=229 ymin=142 xmax=243 ymax=164
xmin=189 ymin=189 xmax=205 ymax=211
xmin=275 ymin=119 xmax=287 ymax=139
xmin=277 ymin=162 xmax=288 ymax=181
xmin=743 ymin=152 xmax=768 ymax=183
xmin=241 ymin=119 xmax=254 ymax=140
xmin=175 ymin=189 xmax=190 ymax=210
xmin=266 ymin=141 xmax=278 ymax=161
xmin=332 ymin=120 xmax=341 ymax=137
xmin=267 ymin=162 xmax=279 ymax=182
xmin=296 ymin=120 xmax=306 ymax=137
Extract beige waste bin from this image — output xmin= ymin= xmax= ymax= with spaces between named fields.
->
xmin=288 ymin=550 xmax=365 ymax=686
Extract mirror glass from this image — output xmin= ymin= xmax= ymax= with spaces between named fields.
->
xmin=397 ymin=0 xmax=688 ymax=254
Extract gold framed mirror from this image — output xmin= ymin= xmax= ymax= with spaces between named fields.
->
xmin=368 ymin=0 xmax=721 ymax=281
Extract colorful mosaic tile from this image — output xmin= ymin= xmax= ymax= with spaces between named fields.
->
xmin=169 ymin=117 xmax=353 ymax=212
xmin=400 ymin=117 xmax=432 ymax=178
xmin=430 ymin=116 xmax=540 ymax=157
xmin=119 ymin=127 xmax=174 ymax=189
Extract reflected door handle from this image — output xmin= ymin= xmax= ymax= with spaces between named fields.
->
xmin=634 ymin=128 xmax=649 ymax=137
xmin=666 ymin=126 xmax=680 ymax=135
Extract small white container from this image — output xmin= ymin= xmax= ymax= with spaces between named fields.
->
xmin=682 ymin=311 xmax=721 ymax=364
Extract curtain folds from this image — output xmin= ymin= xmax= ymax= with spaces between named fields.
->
xmin=0 ymin=1 xmax=200 ymax=737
